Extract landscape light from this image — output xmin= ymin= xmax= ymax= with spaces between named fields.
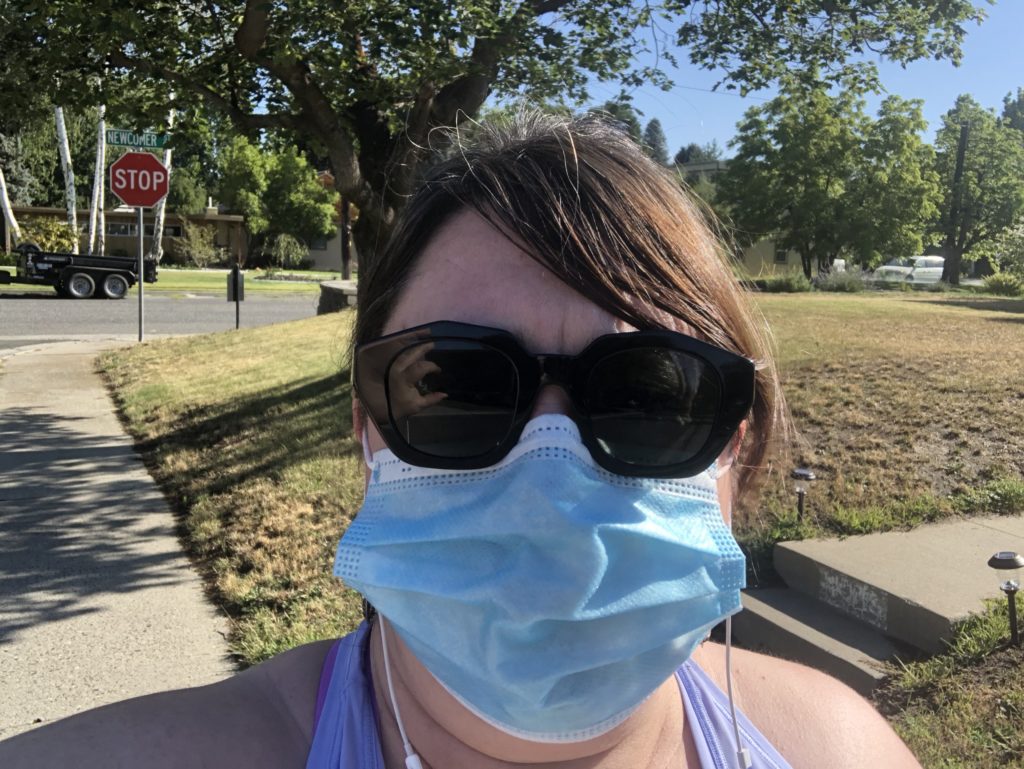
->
xmin=791 ymin=468 xmax=816 ymax=521
xmin=987 ymin=551 xmax=1024 ymax=646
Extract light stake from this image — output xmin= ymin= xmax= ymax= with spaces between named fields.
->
xmin=987 ymin=551 xmax=1024 ymax=646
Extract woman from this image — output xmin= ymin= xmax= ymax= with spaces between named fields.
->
xmin=0 ymin=113 xmax=921 ymax=769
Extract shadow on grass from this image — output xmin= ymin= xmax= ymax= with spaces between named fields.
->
xmin=920 ymin=297 xmax=1024 ymax=314
xmin=135 ymin=368 xmax=356 ymax=501
xmin=0 ymin=408 xmax=191 ymax=646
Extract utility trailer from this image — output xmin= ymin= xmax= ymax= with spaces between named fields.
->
xmin=0 ymin=242 xmax=157 ymax=299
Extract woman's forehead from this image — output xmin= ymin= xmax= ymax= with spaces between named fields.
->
xmin=384 ymin=209 xmax=697 ymax=348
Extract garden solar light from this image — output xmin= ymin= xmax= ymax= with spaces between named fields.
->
xmin=791 ymin=468 xmax=815 ymax=521
xmin=987 ymin=551 xmax=1024 ymax=646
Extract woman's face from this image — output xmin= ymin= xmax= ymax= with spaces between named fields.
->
xmin=359 ymin=208 xmax=739 ymax=514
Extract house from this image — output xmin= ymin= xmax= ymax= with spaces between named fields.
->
xmin=2 ymin=204 xmax=246 ymax=262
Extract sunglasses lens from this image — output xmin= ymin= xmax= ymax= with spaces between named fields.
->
xmin=585 ymin=348 xmax=721 ymax=468
xmin=387 ymin=340 xmax=519 ymax=459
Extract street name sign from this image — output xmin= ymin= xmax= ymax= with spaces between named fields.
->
xmin=106 ymin=129 xmax=168 ymax=149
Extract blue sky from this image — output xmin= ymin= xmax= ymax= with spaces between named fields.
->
xmin=583 ymin=1 xmax=1023 ymax=156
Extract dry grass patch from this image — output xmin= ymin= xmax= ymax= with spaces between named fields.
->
xmin=99 ymin=312 xmax=366 ymax=665
xmin=741 ymin=294 xmax=1024 ymax=569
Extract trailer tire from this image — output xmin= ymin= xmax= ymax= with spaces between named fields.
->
xmin=66 ymin=272 xmax=96 ymax=299
xmin=16 ymin=242 xmax=41 ymax=255
xmin=101 ymin=273 xmax=130 ymax=299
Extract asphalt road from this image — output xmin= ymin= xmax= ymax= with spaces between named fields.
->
xmin=0 ymin=289 xmax=321 ymax=351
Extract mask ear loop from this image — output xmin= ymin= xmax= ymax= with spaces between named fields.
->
xmin=724 ymin=617 xmax=752 ymax=769
xmin=380 ymin=618 xmax=424 ymax=769
xmin=361 ymin=428 xmax=375 ymax=468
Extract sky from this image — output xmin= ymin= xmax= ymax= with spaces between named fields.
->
xmin=582 ymin=1 xmax=1024 ymax=157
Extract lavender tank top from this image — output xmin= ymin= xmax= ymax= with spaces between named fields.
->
xmin=305 ymin=622 xmax=793 ymax=769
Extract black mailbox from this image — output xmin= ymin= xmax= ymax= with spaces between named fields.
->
xmin=227 ymin=266 xmax=244 ymax=302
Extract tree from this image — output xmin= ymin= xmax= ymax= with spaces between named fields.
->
xmin=592 ymin=100 xmax=642 ymax=143
xmin=991 ymin=217 xmax=1024 ymax=278
xmin=719 ymin=78 xmax=864 ymax=278
xmin=642 ymin=119 xmax=669 ymax=164
xmin=720 ymin=82 xmax=940 ymax=277
xmin=217 ymin=136 xmax=338 ymax=259
xmin=845 ymin=97 xmax=941 ymax=268
xmin=933 ymin=95 xmax=1024 ymax=284
xmin=0 ymin=1 xmax=986 ymax=265
xmin=674 ymin=141 xmax=722 ymax=166
xmin=1003 ymin=88 xmax=1024 ymax=133
xmin=166 ymin=162 xmax=210 ymax=216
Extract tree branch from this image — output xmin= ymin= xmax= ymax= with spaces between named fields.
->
xmin=234 ymin=0 xmax=270 ymax=59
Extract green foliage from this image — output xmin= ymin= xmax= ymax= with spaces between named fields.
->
xmin=814 ymin=270 xmax=868 ymax=293
xmin=218 ymin=137 xmax=337 ymax=258
xmin=933 ymin=95 xmax=1024 ymax=278
xmin=166 ymin=162 xmax=209 ymax=216
xmin=750 ymin=273 xmax=813 ymax=293
xmin=18 ymin=216 xmax=78 ymax=252
xmin=982 ymin=273 xmax=1024 ymax=297
xmin=0 ymin=1 xmax=984 ymax=266
xmin=641 ymin=119 xmax=669 ymax=164
xmin=990 ymin=217 xmax=1024 ymax=278
xmin=264 ymin=148 xmax=337 ymax=245
xmin=720 ymin=80 xmax=941 ymax=278
xmin=674 ymin=141 xmax=722 ymax=165
xmin=1003 ymin=88 xmax=1024 ymax=133
xmin=591 ymin=99 xmax=642 ymax=143
xmin=260 ymin=233 xmax=308 ymax=269
xmin=175 ymin=220 xmax=223 ymax=268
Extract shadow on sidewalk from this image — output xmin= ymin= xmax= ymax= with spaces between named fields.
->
xmin=0 ymin=407 xmax=186 ymax=646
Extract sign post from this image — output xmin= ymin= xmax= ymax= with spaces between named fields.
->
xmin=110 ymin=152 xmax=169 ymax=342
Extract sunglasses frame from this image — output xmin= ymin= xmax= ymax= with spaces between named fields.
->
xmin=354 ymin=320 xmax=755 ymax=478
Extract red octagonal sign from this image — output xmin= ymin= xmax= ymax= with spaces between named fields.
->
xmin=110 ymin=152 xmax=169 ymax=208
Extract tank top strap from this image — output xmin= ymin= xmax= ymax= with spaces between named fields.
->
xmin=305 ymin=622 xmax=386 ymax=769
xmin=675 ymin=661 xmax=793 ymax=769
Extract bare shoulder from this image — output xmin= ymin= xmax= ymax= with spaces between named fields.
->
xmin=0 ymin=639 xmax=335 ymax=769
xmin=692 ymin=642 xmax=922 ymax=769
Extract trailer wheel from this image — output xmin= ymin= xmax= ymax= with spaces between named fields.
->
xmin=16 ymin=242 xmax=41 ymax=255
xmin=66 ymin=272 xmax=96 ymax=299
xmin=101 ymin=274 xmax=130 ymax=299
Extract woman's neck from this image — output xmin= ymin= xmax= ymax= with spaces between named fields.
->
xmin=368 ymin=619 xmax=699 ymax=769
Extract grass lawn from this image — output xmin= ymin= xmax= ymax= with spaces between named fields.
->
xmin=97 ymin=292 xmax=1024 ymax=767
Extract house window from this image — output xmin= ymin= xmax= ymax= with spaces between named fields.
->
xmin=107 ymin=222 xmax=134 ymax=237
xmin=310 ymin=236 xmax=328 ymax=251
xmin=774 ymin=248 xmax=788 ymax=264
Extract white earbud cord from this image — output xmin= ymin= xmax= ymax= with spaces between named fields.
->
xmin=379 ymin=618 xmax=425 ymax=769
xmin=725 ymin=616 xmax=753 ymax=769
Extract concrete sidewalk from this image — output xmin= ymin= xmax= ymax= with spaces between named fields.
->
xmin=0 ymin=341 xmax=233 ymax=740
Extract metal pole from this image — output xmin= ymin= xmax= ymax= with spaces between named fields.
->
xmin=235 ymin=269 xmax=240 ymax=330
xmin=1008 ymin=586 xmax=1020 ymax=646
xmin=137 ymin=206 xmax=144 ymax=342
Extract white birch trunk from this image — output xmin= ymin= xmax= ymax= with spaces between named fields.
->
xmin=87 ymin=105 xmax=106 ymax=254
xmin=0 ymin=164 xmax=22 ymax=248
xmin=97 ymin=201 xmax=105 ymax=256
xmin=54 ymin=106 xmax=79 ymax=253
xmin=149 ymin=104 xmax=175 ymax=261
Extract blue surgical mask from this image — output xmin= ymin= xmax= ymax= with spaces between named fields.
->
xmin=336 ymin=414 xmax=745 ymax=743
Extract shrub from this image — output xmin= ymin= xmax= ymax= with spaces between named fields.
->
xmin=18 ymin=217 xmax=78 ymax=252
xmin=0 ymin=249 xmax=14 ymax=266
xmin=261 ymin=233 xmax=308 ymax=269
xmin=815 ymin=270 xmax=868 ymax=293
xmin=178 ymin=220 xmax=225 ymax=268
xmin=751 ymin=273 xmax=813 ymax=293
xmin=983 ymin=273 xmax=1024 ymax=297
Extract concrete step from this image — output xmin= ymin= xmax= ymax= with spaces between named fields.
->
xmin=731 ymin=587 xmax=911 ymax=695
xmin=774 ymin=515 xmax=1024 ymax=654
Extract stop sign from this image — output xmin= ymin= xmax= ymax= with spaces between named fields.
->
xmin=110 ymin=152 xmax=169 ymax=208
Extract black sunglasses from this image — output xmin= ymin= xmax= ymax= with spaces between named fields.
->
xmin=353 ymin=321 xmax=755 ymax=478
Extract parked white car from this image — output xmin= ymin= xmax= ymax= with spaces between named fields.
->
xmin=872 ymin=256 xmax=945 ymax=284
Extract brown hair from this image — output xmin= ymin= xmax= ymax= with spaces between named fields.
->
xmin=355 ymin=111 xmax=786 ymax=507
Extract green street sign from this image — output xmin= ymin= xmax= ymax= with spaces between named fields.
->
xmin=106 ymin=129 xmax=169 ymax=149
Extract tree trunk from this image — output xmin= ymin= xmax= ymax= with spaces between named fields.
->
xmin=149 ymin=105 xmax=175 ymax=261
xmin=54 ymin=107 xmax=79 ymax=254
xmin=88 ymin=105 xmax=106 ymax=254
xmin=799 ymin=249 xmax=813 ymax=280
xmin=941 ymin=123 xmax=970 ymax=286
xmin=0 ymin=164 xmax=22 ymax=247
